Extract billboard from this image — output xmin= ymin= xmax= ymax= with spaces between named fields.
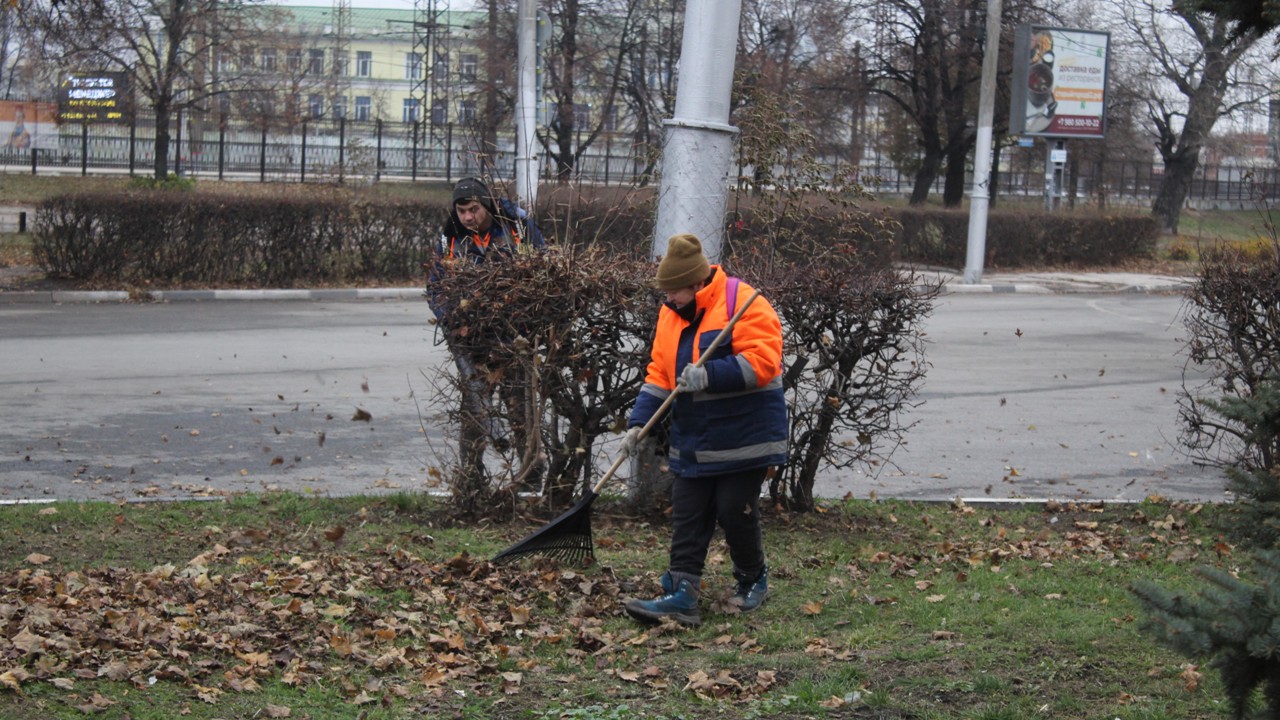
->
xmin=0 ymin=100 xmax=59 ymax=151
xmin=1009 ymin=26 xmax=1110 ymax=138
xmin=58 ymin=71 xmax=131 ymax=123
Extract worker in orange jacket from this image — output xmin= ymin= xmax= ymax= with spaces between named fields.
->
xmin=621 ymin=233 xmax=788 ymax=626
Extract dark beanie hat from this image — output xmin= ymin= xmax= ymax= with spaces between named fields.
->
xmin=654 ymin=233 xmax=711 ymax=290
xmin=452 ymin=177 xmax=496 ymax=213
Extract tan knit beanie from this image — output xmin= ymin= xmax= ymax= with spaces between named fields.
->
xmin=654 ymin=233 xmax=711 ymax=290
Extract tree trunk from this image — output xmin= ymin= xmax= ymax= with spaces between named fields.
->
xmin=909 ymin=149 xmax=942 ymax=206
xmin=989 ymin=143 xmax=1002 ymax=209
xmin=153 ymin=102 xmax=172 ymax=179
xmin=1153 ymin=154 xmax=1197 ymax=234
xmin=941 ymin=144 xmax=968 ymax=208
xmin=552 ymin=0 xmax=579 ymax=183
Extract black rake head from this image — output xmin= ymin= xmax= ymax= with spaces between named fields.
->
xmin=491 ymin=492 xmax=598 ymax=565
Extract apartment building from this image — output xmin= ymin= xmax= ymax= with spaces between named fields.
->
xmin=217 ymin=4 xmax=492 ymax=130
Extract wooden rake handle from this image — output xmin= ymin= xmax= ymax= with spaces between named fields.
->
xmin=590 ymin=288 xmax=763 ymax=495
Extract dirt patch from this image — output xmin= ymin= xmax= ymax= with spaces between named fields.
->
xmin=0 ymin=264 xmax=76 ymax=292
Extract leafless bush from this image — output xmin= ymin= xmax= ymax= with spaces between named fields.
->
xmin=730 ymin=90 xmax=937 ymax=511
xmin=427 ymin=247 xmax=658 ymax=517
xmin=759 ymin=256 xmax=934 ymax=511
xmin=1179 ymin=241 xmax=1280 ymax=475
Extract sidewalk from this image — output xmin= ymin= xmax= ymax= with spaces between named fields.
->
xmin=915 ymin=268 xmax=1194 ymax=295
xmin=0 ymin=270 xmax=1194 ymax=304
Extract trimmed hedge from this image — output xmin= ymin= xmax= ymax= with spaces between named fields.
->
xmin=34 ymin=192 xmax=441 ymax=287
xmin=892 ymin=207 xmax=1160 ymax=268
xmin=32 ymin=191 xmax=1160 ymax=287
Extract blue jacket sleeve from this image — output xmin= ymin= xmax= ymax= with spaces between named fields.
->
xmin=498 ymin=198 xmax=546 ymax=249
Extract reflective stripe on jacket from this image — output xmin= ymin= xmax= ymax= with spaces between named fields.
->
xmin=628 ymin=267 xmax=788 ymax=477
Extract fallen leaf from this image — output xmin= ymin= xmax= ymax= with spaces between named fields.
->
xmin=24 ymin=553 xmax=51 ymax=565
xmin=1180 ymin=664 xmax=1203 ymax=692
xmin=352 ymin=408 xmax=372 ymax=422
xmin=11 ymin=628 xmax=43 ymax=654
xmin=265 ymin=705 xmax=292 ymax=718
xmin=801 ymin=601 xmax=823 ymax=615
xmin=0 ymin=669 xmax=29 ymax=692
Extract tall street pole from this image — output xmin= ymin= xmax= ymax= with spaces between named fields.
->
xmin=651 ymin=0 xmax=742 ymax=262
xmin=515 ymin=0 xmax=540 ymax=209
xmin=964 ymin=0 xmax=1003 ymax=284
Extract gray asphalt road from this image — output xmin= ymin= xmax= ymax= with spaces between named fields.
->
xmin=0 ymin=293 xmax=1229 ymax=504
xmin=1 ymin=300 xmax=456 ymax=502
xmin=831 ymin=293 xmax=1226 ymax=503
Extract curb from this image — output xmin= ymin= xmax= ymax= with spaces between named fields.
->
xmin=940 ymin=283 xmax=1053 ymax=295
xmin=0 ymin=282 xmax=1191 ymax=304
xmin=0 ymin=288 xmax=426 ymax=304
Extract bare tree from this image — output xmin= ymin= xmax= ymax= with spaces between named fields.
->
xmin=29 ymin=0 xmax=266 ymax=179
xmin=855 ymin=0 xmax=984 ymax=206
xmin=735 ymin=0 xmax=863 ymax=176
xmin=537 ymin=0 xmax=645 ymax=182
xmin=1113 ymin=0 xmax=1267 ymax=233
xmin=615 ymin=0 xmax=682 ymax=185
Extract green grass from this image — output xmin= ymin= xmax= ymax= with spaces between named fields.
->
xmin=0 ymin=493 xmax=1250 ymax=719
xmin=0 ymin=233 xmax=31 ymax=268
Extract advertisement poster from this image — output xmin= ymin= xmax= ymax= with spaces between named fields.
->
xmin=0 ymin=101 xmax=59 ymax=152
xmin=58 ymin=72 xmax=131 ymax=123
xmin=1010 ymin=26 xmax=1110 ymax=138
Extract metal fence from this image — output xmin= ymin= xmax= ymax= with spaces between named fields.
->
xmin=2 ymin=111 xmax=1278 ymax=209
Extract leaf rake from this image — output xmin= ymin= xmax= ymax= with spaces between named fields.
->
xmin=492 ymin=289 xmax=761 ymax=565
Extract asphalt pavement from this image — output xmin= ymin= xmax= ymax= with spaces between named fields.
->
xmin=0 ymin=268 xmax=1195 ymax=305
xmin=1 ymin=268 xmax=1215 ymax=506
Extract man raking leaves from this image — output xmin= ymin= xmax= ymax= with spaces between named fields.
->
xmin=620 ymin=233 xmax=788 ymax=627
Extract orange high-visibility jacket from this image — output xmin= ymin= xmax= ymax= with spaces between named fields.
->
xmin=628 ymin=267 xmax=788 ymax=477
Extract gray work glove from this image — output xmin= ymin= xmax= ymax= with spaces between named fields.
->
xmin=620 ymin=426 xmax=645 ymax=457
xmin=678 ymin=364 xmax=709 ymax=393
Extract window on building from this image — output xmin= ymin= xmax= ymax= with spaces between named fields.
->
xmin=602 ymin=105 xmax=617 ymax=132
xmin=331 ymin=95 xmax=348 ymax=119
xmin=287 ymin=49 xmax=303 ymax=73
xmin=403 ymin=98 xmax=421 ymax=123
xmin=217 ymin=93 xmax=231 ymax=119
xmin=355 ymin=96 xmax=372 ymax=121
xmin=260 ymin=48 xmax=277 ymax=72
xmin=333 ymin=53 xmax=348 ymax=77
xmin=647 ymin=61 xmax=673 ymax=88
xmin=356 ymin=51 xmax=372 ymax=78
xmin=574 ymin=103 xmax=590 ymax=126
xmin=308 ymin=49 xmax=325 ymax=75
xmin=433 ymin=52 xmax=448 ymax=82
xmin=460 ymin=54 xmax=478 ymax=82
xmin=431 ymin=99 xmax=446 ymax=126
xmin=239 ymin=45 xmax=255 ymax=70
xmin=459 ymin=100 xmax=476 ymax=125
xmin=405 ymin=52 xmax=422 ymax=80
xmin=309 ymin=94 xmax=324 ymax=119
xmin=216 ymin=50 xmax=233 ymax=73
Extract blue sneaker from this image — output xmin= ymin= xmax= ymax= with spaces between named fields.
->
xmin=731 ymin=566 xmax=768 ymax=612
xmin=624 ymin=572 xmax=701 ymax=626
